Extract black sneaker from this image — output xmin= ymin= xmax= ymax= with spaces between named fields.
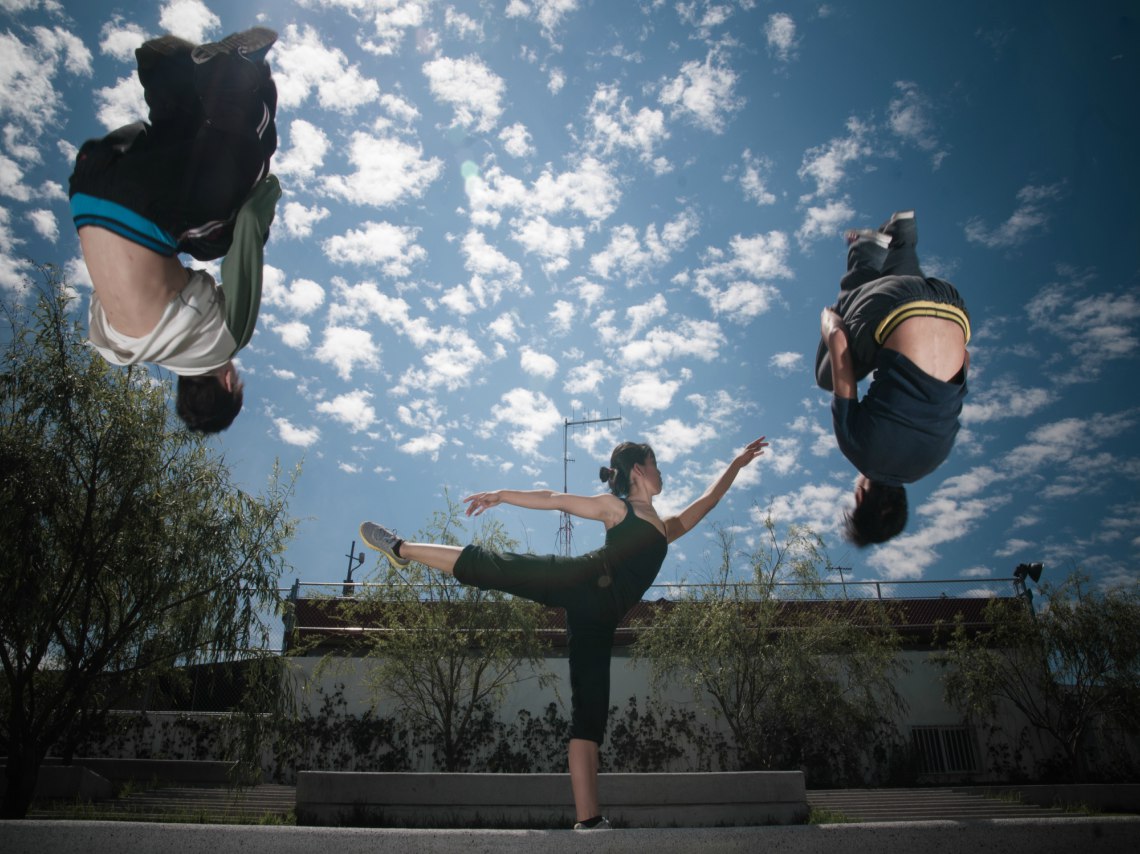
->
xmin=359 ymin=521 xmax=410 ymax=568
xmin=573 ymin=816 xmax=612 ymax=831
xmin=135 ymin=34 xmax=195 ymax=70
xmin=192 ymin=26 xmax=278 ymax=65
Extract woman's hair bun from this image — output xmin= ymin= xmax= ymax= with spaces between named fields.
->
xmin=599 ymin=466 xmax=614 ymax=484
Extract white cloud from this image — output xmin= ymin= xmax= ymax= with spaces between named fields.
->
xmin=422 ymin=55 xmax=505 ymax=132
xmin=797 ymin=117 xmax=873 ymax=201
xmin=481 ymin=388 xmax=563 ymax=456
xmin=511 ymin=215 xmax=584 ymax=274
xmin=0 ymin=28 xmax=91 ymax=137
xmin=1025 ymin=270 xmax=1140 ymax=383
xmin=796 ymin=198 xmax=855 ymax=247
xmin=445 ymin=7 xmax=485 ymax=41
xmin=690 ymin=231 xmax=791 ymax=320
xmin=626 ymin=293 xmax=668 ymax=336
xmin=95 ymin=73 xmax=146 ymax=131
xmin=520 ymin=346 xmax=559 ymax=379
xmin=769 ymin=352 xmax=803 ymax=376
xmin=961 ymin=380 xmax=1054 ymax=424
xmin=736 ymin=149 xmax=777 ymax=205
xmin=306 ymin=0 xmax=431 ymax=56
xmin=27 ymin=208 xmax=57 ymax=241
xmin=620 ymin=319 xmax=726 ymax=368
xmin=99 ymin=19 xmax=149 ymax=62
xmin=548 ymin=300 xmax=576 ymax=336
xmin=281 ymin=201 xmax=331 ymax=240
xmin=584 ymin=83 xmax=670 ymax=172
xmin=590 ymin=210 xmax=699 ymax=283
xmin=314 ymin=325 xmax=381 ymax=380
xmin=644 ymin=419 xmax=718 ymax=465
xmin=400 ymin=432 xmax=447 ymax=457
xmin=158 ymin=0 xmax=220 ymax=44
xmin=317 ymin=389 xmax=377 ymax=432
xmin=322 ymin=222 xmax=426 ymax=277
xmin=466 ymin=157 xmax=621 ymax=227
xmin=548 ymin=67 xmax=566 ymax=94
xmin=273 ymin=24 xmax=380 ymax=114
xmin=275 ymin=417 xmax=321 ymax=448
xmin=323 ymin=133 xmax=443 ymax=207
xmin=765 ymin=13 xmax=799 ymax=63
xmin=620 ymin=371 xmax=682 ymax=414
xmin=499 ymin=122 xmax=534 ymax=158
xmin=272 ymin=320 xmax=311 ymax=349
xmin=505 ymin=0 xmax=580 ymax=43
xmin=888 ymin=81 xmax=948 ymax=168
xmin=262 ymin=268 xmax=325 ymax=316
xmin=658 ymin=50 xmax=743 ymax=133
xmin=274 ymin=119 xmax=329 ymax=181
xmin=564 ymin=359 xmax=606 ymax=395
xmin=965 ymin=182 xmax=1065 ymax=248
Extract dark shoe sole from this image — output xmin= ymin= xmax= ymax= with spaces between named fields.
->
xmin=192 ymin=27 xmax=278 ymax=65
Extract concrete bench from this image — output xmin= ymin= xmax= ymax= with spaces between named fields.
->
xmin=295 ymin=770 xmax=807 ymax=828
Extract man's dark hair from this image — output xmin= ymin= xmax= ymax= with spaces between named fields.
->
xmin=176 ymin=374 xmax=243 ymax=433
xmin=844 ymin=481 xmax=907 ymax=547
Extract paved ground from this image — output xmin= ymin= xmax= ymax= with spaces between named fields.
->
xmin=3 ymin=816 xmax=1140 ymax=854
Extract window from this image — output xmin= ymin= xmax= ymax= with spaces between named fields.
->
xmin=911 ymin=726 xmax=978 ymax=774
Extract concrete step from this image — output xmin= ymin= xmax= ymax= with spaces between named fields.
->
xmin=28 ymin=783 xmax=296 ymax=823
xmin=807 ymin=787 xmax=1069 ymax=822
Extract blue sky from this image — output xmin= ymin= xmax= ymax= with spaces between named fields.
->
xmin=2 ymin=0 xmax=1138 ymax=598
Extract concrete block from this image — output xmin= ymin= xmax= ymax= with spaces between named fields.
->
xmin=295 ymin=771 xmax=807 ymax=828
xmin=0 ymin=765 xmax=113 ymax=802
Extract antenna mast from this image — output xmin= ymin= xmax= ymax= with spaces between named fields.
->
xmin=559 ymin=412 xmax=622 ymax=556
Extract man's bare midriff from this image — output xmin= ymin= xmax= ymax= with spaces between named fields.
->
xmin=882 ymin=316 xmax=967 ymax=382
xmin=79 ymin=226 xmax=189 ymax=337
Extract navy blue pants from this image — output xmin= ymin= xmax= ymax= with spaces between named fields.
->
xmin=69 ymin=44 xmax=276 ymax=261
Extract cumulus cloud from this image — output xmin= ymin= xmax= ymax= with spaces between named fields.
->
xmin=275 ymin=417 xmax=321 ymax=448
xmin=481 ymin=388 xmax=563 ymax=456
xmin=1025 ymin=269 xmax=1140 ymax=383
xmin=735 ymin=149 xmax=777 ymax=205
xmin=765 ymin=13 xmax=799 ymax=63
xmin=0 ymin=29 xmax=92 ymax=136
xmin=688 ymin=231 xmax=791 ymax=320
xmin=644 ymin=419 xmax=718 ymax=465
xmin=323 ymin=133 xmax=443 ymax=207
xmin=499 ymin=122 xmax=534 ymax=158
xmin=965 ymin=182 xmax=1065 ymax=248
xmin=27 ymin=208 xmax=57 ymax=241
xmin=158 ymin=0 xmax=220 ymax=44
xmin=316 ymin=389 xmax=377 ymax=432
xmin=961 ymin=379 xmax=1054 ymax=424
xmin=274 ymin=119 xmax=330 ymax=181
xmin=620 ymin=371 xmax=682 ymax=414
xmin=590 ymin=210 xmax=699 ymax=283
xmin=304 ymin=0 xmax=431 ymax=56
xmin=888 ymin=80 xmax=948 ymax=168
xmin=520 ymin=346 xmax=559 ymax=379
xmin=564 ymin=359 xmax=606 ymax=395
xmin=505 ymin=0 xmax=580 ymax=43
xmin=796 ymin=198 xmax=855 ymax=248
xmin=620 ymin=318 xmax=726 ymax=368
xmin=262 ymin=268 xmax=325 ymax=316
xmin=466 ymin=157 xmax=621 ymax=227
xmin=281 ymin=201 xmax=331 ymax=240
xmin=797 ymin=117 xmax=873 ymax=201
xmin=322 ymin=222 xmax=426 ymax=277
xmin=584 ymin=83 xmax=670 ymax=172
xmin=769 ymin=352 xmax=803 ymax=376
xmin=422 ymin=55 xmax=505 ymax=132
xmin=314 ymin=325 xmax=381 ymax=380
xmin=511 ymin=214 xmax=585 ymax=275
xmin=659 ymin=50 xmax=743 ymax=134
xmin=273 ymin=24 xmax=380 ymax=113
xmin=99 ymin=19 xmax=149 ymax=62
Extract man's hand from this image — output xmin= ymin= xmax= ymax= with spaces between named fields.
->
xmin=820 ymin=307 xmax=847 ymax=340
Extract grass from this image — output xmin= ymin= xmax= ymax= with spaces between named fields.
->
xmin=808 ymin=806 xmax=854 ymax=824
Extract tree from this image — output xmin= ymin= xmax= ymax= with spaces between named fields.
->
xmin=0 ymin=272 xmax=296 ymax=818
xmin=633 ymin=515 xmax=907 ymax=785
xmin=337 ymin=493 xmax=554 ymax=771
xmin=935 ymin=572 xmax=1140 ymax=781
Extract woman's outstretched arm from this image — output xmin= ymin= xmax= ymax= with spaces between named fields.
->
xmin=464 ymin=489 xmax=623 ymax=526
xmin=663 ymin=437 xmax=768 ymax=544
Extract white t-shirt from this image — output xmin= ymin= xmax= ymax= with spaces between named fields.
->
xmin=87 ymin=268 xmax=238 ymax=377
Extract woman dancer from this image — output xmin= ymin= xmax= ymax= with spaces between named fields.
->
xmin=360 ymin=436 xmax=767 ymax=830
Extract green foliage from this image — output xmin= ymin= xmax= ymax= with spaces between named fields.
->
xmin=934 ymin=572 xmax=1140 ymax=782
xmin=632 ymin=515 xmax=907 ymax=785
xmin=336 ymin=492 xmax=555 ymax=771
xmin=0 ymin=271 xmax=297 ymax=817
